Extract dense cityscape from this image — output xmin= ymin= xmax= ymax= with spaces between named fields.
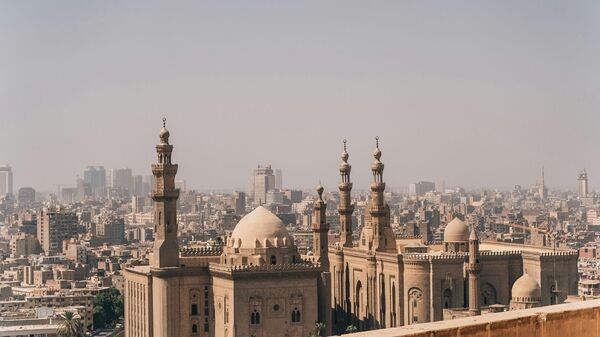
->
xmin=0 ymin=119 xmax=597 ymax=336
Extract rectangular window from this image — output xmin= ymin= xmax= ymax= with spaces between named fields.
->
xmin=191 ymin=304 xmax=198 ymax=316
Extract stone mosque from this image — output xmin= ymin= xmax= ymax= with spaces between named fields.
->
xmin=124 ymin=122 xmax=579 ymax=337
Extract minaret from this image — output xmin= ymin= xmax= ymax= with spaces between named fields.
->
xmin=338 ymin=139 xmax=354 ymax=248
xmin=539 ymin=167 xmax=547 ymax=200
xmin=369 ymin=137 xmax=395 ymax=253
xmin=313 ymin=183 xmax=332 ymax=335
xmin=578 ymin=169 xmax=588 ymax=198
xmin=150 ymin=118 xmax=180 ymax=269
xmin=312 ymin=183 xmax=330 ymax=269
xmin=467 ymin=225 xmax=481 ymax=315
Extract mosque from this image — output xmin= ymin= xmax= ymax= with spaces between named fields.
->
xmin=123 ymin=122 xmax=578 ymax=337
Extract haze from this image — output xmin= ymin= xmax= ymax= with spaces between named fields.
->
xmin=1 ymin=1 xmax=599 ymax=192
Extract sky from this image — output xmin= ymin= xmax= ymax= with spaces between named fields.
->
xmin=1 ymin=1 xmax=599 ymax=192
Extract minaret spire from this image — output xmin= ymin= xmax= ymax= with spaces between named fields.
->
xmin=151 ymin=118 xmax=180 ymax=269
xmin=467 ymin=225 xmax=481 ymax=315
xmin=338 ymin=139 xmax=354 ymax=248
xmin=312 ymin=182 xmax=329 ymax=268
xmin=368 ymin=137 xmax=395 ymax=253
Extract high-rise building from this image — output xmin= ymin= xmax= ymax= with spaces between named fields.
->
xmin=252 ymin=165 xmax=275 ymax=204
xmin=409 ymin=181 xmax=436 ymax=197
xmin=83 ymin=166 xmax=106 ymax=198
xmin=37 ymin=207 xmax=79 ymax=255
xmin=275 ymin=168 xmax=283 ymax=189
xmin=110 ymin=168 xmax=133 ymax=195
xmin=132 ymin=174 xmax=144 ymax=197
xmin=0 ymin=165 xmax=13 ymax=197
xmin=578 ymin=169 xmax=589 ymax=198
xmin=96 ymin=213 xmax=125 ymax=245
xmin=233 ymin=191 xmax=246 ymax=215
xmin=17 ymin=187 xmax=36 ymax=204
xmin=538 ymin=167 xmax=547 ymax=200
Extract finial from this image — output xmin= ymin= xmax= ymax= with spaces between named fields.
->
xmin=343 ymin=139 xmax=347 ymax=151
xmin=162 ymin=117 xmax=166 ymax=128
xmin=375 ymin=136 xmax=379 ymax=149
xmin=316 ymin=181 xmax=324 ymax=200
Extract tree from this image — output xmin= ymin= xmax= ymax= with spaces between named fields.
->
xmin=310 ymin=322 xmax=326 ymax=337
xmin=93 ymin=288 xmax=124 ymax=329
xmin=57 ymin=311 xmax=84 ymax=337
xmin=346 ymin=325 xmax=358 ymax=333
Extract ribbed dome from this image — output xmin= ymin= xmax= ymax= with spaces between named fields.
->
xmin=230 ymin=206 xmax=291 ymax=249
xmin=443 ymin=217 xmax=470 ymax=242
xmin=512 ymin=274 xmax=541 ymax=301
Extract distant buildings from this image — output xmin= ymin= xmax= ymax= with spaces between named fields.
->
xmin=409 ymin=181 xmax=436 ymax=197
xmin=37 ymin=208 xmax=79 ymax=255
xmin=0 ymin=165 xmax=13 ymax=197
xmin=96 ymin=213 xmax=125 ymax=245
xmin=110 ymin=168 xmax=133 ymax=196
xmin=250 ymin=165 xmax=276 ymax=204
xmin=83 ymin=166 xmax=106 ymax=198
xmin=233 ymin=191 xmax=246 ymax=215
xmin=17 ymin=187 xmax=36 ymax=204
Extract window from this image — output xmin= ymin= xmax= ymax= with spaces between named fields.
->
xmin=192 ymin=324 xmax=198 ymax=333
xmin=270 ymin=255 xmax=277 ymax=265
xmin=250 ymin=309 xmax=260 ymax=325
xmin=291 ymin=307 xmax=301 ymax=323
xmin=191 ymin=304 xmax=198 ymax=316
xmin=204 ymin=317 xmax=209 ymax=332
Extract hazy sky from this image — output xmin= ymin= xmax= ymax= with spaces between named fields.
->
xmin=1 ymin=1 xmax=599 ymax=192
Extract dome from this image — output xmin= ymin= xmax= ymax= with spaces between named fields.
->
xmin=230 ymin=206 xmax=292 ymax=249
xmin=443 ymin=217 xmax=470 ymax=242
xmin=159 ymin=127 xmax=170 ymax=143
xmin=511 ymin=274 xmax=541 ymax=301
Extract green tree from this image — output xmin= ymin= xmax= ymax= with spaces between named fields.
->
xmin=310 ymin=322 xmax=326 ymax=337
xmin=93 ymin=288 xmax=124 ymax=329
xmin=346 ymin=325 xmax=358 ymax=333
xmin=57 ymin=311 xmax=84 ymax=337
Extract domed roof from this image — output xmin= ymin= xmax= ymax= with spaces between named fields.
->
xmin=512 ymin=273 xmax=541 ymax=301
xmin=443 ymin=217 xmax=470 ymax=242
xmin=230 ymin=206 xmax=292 ymax=249
xmin=159 ymin=127 xmax=170 ymax=144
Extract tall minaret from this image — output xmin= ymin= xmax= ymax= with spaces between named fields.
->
xmin=313 ymin=183 xmax=332 ymax=335
xmin=151 ymin=118 xmax=180 ymax=269
xmin=338 ymin=139 xmax=354 ymax=248
xmin=467 ymin=225 xmax=481 ymax=316
xmin=312 ymin=183 xmax=330 ymax=269
xmin=539 ymin=167 xmax=547 ymax=200
xmin=578 ymin=169 xmax=588 ymax=198
xmin=369 ymin=137 xmax=395 ymax=253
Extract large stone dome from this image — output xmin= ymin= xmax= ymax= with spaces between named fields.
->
xmin=511 ymin=273 xmax=542 ymax=302
xmin=443 ymin=217 xmax=470 ymax=242
xmin=230 ymin=206 xmax=292 ymax=249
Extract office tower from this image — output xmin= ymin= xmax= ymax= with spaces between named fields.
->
xmin=83 ymin=166 xmax=106 ymax=198
xmin=275 ymin=168 xmax=283 ymax=189
xmin=266 ymin=189 xmax=284 ymax=205
xmin=578 ymin=170 xmax=589 ymax=198
xmin=0 ymin=165 xmax=13 ymax=197
xmin=435 ymin=180 xmax=446 ymax=193
xmin=110 ymin=168 xmax=133 ymax=195
xmin=132 ymin=174 xmax=144 ymax=197
xmin=17 ymin=187 xmax=36 ymax=204
xmin=37 ymin=207 xmax=79 ymax=255
xmin=96 ymin=213 xmax=125 ymax=245
xmin=409 ymin=181 xmax=436 ymax=197
xmin=233 ymin=191 xmax=246 ymax=215
xmin=76 ymin=178 xmax=92 ymax=201
xmin=252 ymin=165 xmax=275 ymax=204
xmin=131 ymin=196 xmax=145 ymax=213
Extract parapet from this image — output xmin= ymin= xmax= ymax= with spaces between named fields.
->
xmin=179 ymin=246 xmax=223 ymax=257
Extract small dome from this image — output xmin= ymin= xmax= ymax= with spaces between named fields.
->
xmin=159 ymin=127 xmax=170 ymax=143
xmin=230 ymin=206 xmax=291 ymax=249
xmin=341 ymin=150 xmax=349 ymax=162
xmin=512 ymin=274 xmax=541 ymax=301
xmin=443 ymin=217 xmax=470 ymax=242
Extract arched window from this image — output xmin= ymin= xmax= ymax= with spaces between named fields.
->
xmin=391 ymin=283 xmax=397 ymax=327
xmin=443 ymin=288 xmax=452 ymax=309
xmin=192 ymin=324 xmax=198 ymax=333
xmin=481 ymin=283 xmax=497 ymax=306
xmin=408 ymin=288 xmax=423 ymax=325
xmin=250 ymin=309 xmax=260 ymax=325
xmin=291 ymin=307 xmax=301 ymax=323
xmin=270 ymin=255 xmax=277 ymax=265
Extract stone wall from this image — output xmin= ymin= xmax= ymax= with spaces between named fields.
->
xmin=336 ymin=300 xmax=600 ymax=337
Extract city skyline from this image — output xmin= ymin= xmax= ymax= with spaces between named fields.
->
xmin=2 ymin=1 xmax=599 ymax=191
